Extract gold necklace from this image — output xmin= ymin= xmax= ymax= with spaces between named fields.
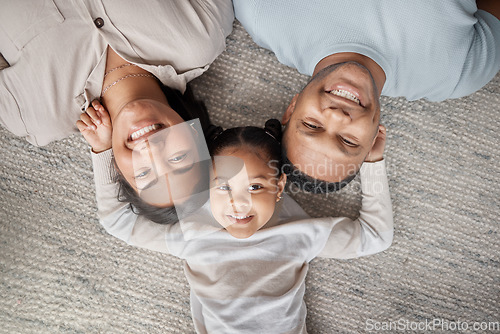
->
xmin=104 ymin=63 xmax=136 ymax=77
xmin=101 ymin=73 xmax=155 ymax=96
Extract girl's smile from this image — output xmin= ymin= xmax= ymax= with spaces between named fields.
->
xmin=210 ymin=148 xmax=286 ymax=239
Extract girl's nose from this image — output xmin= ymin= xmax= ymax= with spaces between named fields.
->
xmin=230 ymin=192 xmax=252 ymax=215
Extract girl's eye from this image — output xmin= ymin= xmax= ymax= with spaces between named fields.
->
xmin=341 ymin=137 xmax=358 ymax=147
xmin=217 ymin=184 xmax=231 ymax=191
xmin=248 ymin=184 xmax=263 ymax=191
xmin=302 ymin=121 xmax=319 ymax=129
xmin=135 ymin=168 xmax=151 ymax=179
xmin=168 ymin=153 xmax=187 ymax=163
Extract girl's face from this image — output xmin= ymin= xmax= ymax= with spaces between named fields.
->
xmin=210 ymin=147 xmax=286 ymax=239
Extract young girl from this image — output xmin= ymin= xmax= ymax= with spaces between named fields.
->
xmin=86 ymin=110 xmax=393 ymax=333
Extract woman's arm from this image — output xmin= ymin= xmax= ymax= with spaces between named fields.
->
xmin=317 ymin=159 xmax=393 ymax=259
xmin=81 ymin=102 xmax=177 ymax=254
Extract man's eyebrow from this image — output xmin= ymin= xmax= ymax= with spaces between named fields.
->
xmin=336 ymin=141 xmax=363 ymax=157
xmin=297 ymin=127 xmax=316 ymax=137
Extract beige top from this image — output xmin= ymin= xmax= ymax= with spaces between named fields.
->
xmin=0 ymin=0 xmax=233 ymax=145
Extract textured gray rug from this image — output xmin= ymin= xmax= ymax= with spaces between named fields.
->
xmin=0 ymin=21 xmax=499 ymax=333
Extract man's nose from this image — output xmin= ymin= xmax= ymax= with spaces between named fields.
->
xmin=324 ymin=107 xmax=351 ymax=124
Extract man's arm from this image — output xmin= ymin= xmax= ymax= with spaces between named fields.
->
xmin=477 ymin=0 xmax=500 ymax=20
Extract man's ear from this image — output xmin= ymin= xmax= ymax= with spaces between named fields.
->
xmin=364 ymin=124 xmax=386 ymax=162
xmin=282 ymin=94 xmax=299 ymax=125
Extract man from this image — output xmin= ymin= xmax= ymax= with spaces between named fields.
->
xmin=233 ymin=0 xmax=500 ymax=193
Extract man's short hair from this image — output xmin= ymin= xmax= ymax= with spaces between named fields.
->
xmin=281 ymin=150 xmax=357 ymax=194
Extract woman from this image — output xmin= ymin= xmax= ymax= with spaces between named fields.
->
xmin=0 ymin=0 xmax=233 ymax=223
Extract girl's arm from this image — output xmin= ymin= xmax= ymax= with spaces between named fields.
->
xmin=317 ymin=159 xmax=393 ymax=259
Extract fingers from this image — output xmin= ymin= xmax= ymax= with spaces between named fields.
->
xmin=91 ymin=100 xmax=111 ymax=126
xmin=77 ymin=100 xmax=110 ymax=132
xmin=86 ymin=106 xmax=101 ymax=125
xmin=85 ymin=100 xmax=107 ymax=126
xmin=76 ymin=119 xmax=92 ymax=133
xmin=78 ymin=112 xmax=97 ymax=131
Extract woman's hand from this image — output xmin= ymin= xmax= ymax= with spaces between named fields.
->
xmin=364 ymin=125 xmax=386 ymax=163
xmin=76 ymin=100 xmax=112 ymax=153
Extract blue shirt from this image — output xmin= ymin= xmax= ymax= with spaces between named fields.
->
xmin=234 ymin=0 xmax=500 ymax=101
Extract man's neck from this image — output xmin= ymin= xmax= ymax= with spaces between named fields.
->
xmin=313 ymin=52 xmax=386 ymax=96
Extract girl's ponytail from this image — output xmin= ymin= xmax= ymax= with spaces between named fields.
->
xmin=264 ymin=119 xmax=282 ymax=143
xmin=208 ymin=119 xmax=283 ymax=175
xmin=206 ymin=124 xmax=223 ymax=142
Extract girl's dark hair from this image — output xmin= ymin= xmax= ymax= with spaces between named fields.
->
xmin=208 ymin=119 xmax=283 ymax=172
xmin=114 ymin=83 xmax=213 ymax=225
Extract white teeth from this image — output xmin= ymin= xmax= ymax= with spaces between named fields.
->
xmin=229 ymin=215 xmax=252 ymax=219
xmin=130 ymin=124 xmax=161 ymax=141
xmin=329 ymin=89 xmax=361 ymax=105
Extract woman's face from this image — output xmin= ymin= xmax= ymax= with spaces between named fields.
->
xmin=112 ymin=99 xmax=204 ymax=207
xmin=210 ymin=148 xmax=286 ymax=239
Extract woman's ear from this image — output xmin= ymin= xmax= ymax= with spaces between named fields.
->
xmin=276 ymin=173 xmax=287 ymax=201
xmin=282 ymin=94 xmax=299 ymax=125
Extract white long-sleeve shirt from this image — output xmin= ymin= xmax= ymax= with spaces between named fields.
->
xmin=91 ymin=150 xmax=393 ymax=333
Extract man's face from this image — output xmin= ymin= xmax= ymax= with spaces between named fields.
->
xmin=282 ymin=62 xmax=381 ymax=183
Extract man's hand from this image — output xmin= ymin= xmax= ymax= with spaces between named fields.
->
xmin=365 ymin=125 xmax=386 ymax=163
xmin=76 ymin=100 xmax=112 ymax=153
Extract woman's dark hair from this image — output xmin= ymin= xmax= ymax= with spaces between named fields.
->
xmin=208 ymin=119 xmax=283 ymax=172
xmin=114 ymin=83 xmax=213 ymax=225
